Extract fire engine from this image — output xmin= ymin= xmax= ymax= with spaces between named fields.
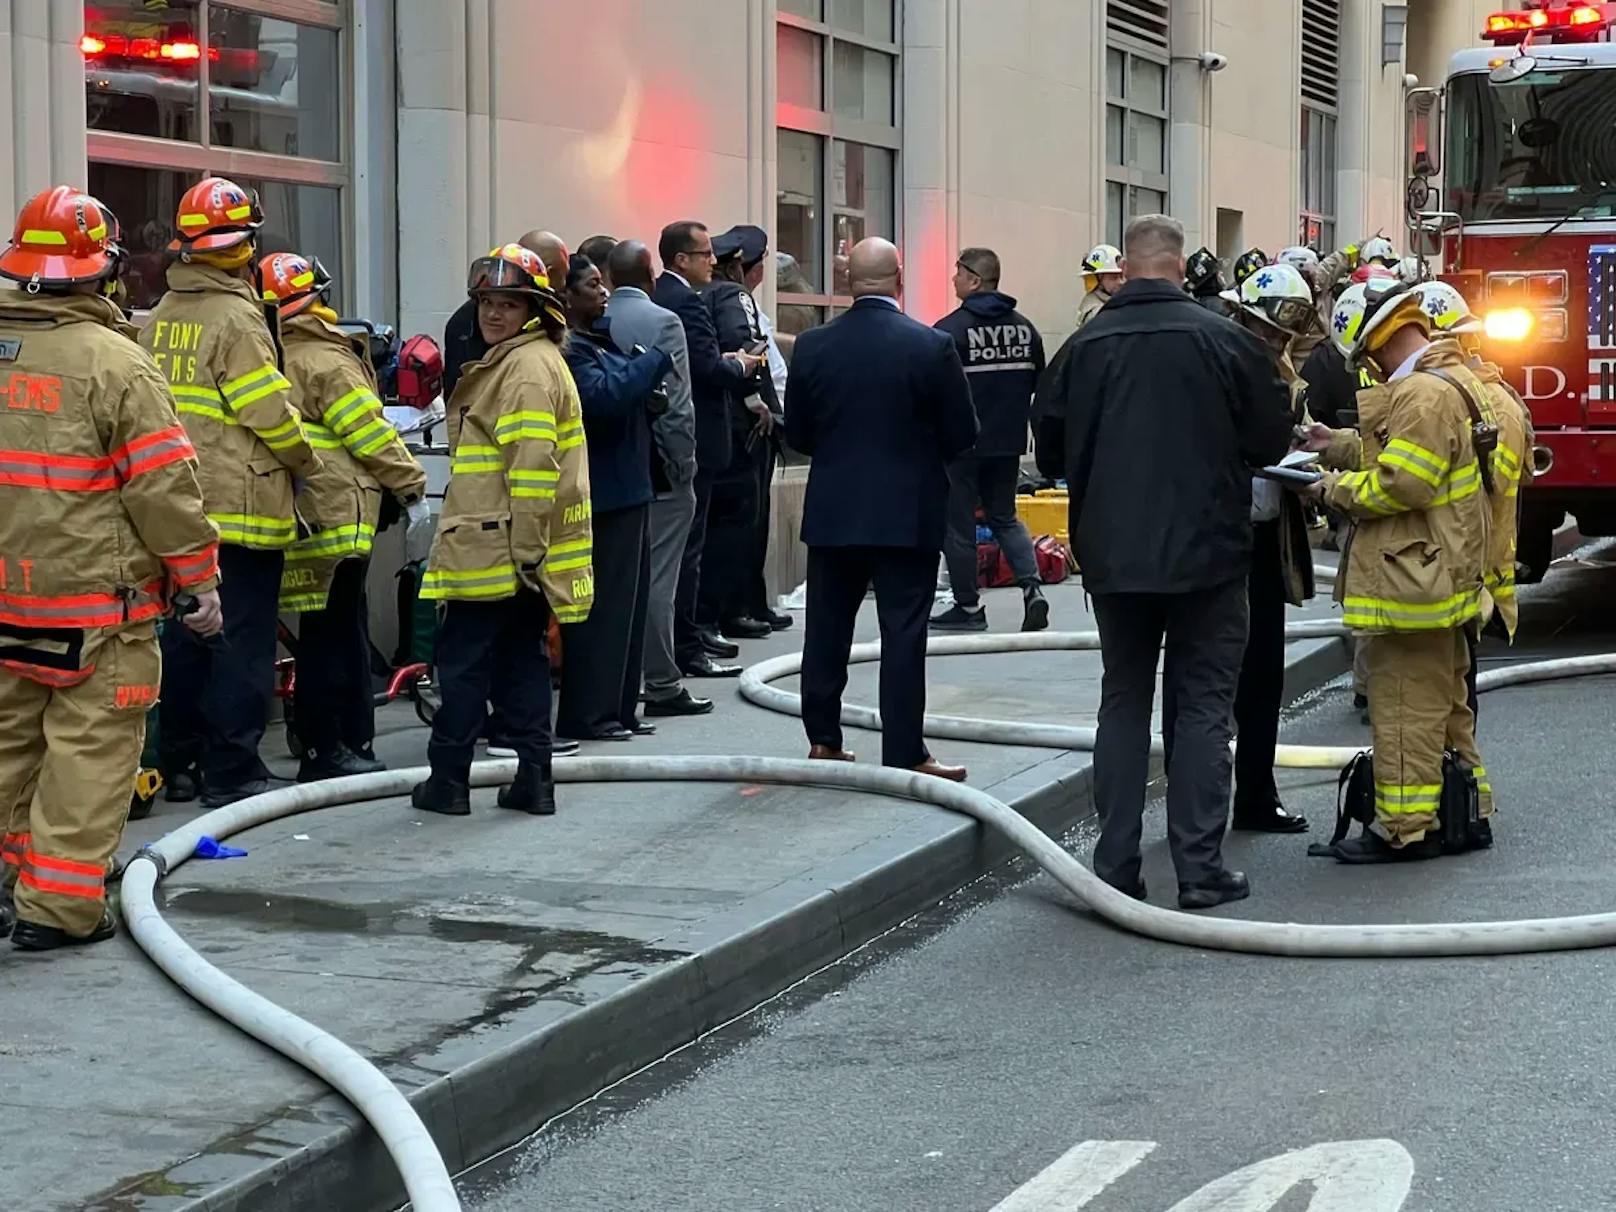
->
xmin=1407 ymin=0 xmax=1616 ymax=578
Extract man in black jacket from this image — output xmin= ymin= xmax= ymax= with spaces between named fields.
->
xmin=653 ymin=220 xmax=763 ymax=678
xmin=1036 ymin=214 xmax=1291 ymax=911
xmin=786 ymin=238 xmax=978 ymax=782
xmin=930 ymin=247 xmax=1048 ymax=634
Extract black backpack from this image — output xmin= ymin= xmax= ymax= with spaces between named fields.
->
xmin=1310 ymin=749 xmax=1484 ymax=856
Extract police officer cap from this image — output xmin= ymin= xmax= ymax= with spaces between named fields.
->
xmin=713 ymin=224 xmax=769 ymax=267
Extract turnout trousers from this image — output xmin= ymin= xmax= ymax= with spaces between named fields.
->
xmin=428 ymin=589 xmax=554 ymax=780
xmin=0 ymin=623 xmax=159 ymax=935
xmin=1362 ymin=627 xmax=1492 ymax=846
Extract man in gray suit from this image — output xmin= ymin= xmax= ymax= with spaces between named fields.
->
xmin=603 ymin=241 xmax=712 ymax=716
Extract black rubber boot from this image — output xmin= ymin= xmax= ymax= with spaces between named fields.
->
xmin=498 ymin=763 xmax=556 ymax=816
xmin=411 ymin=773 xmax=471 ymax=817
xmin=0 ymin=889 xmax=13 ymax=940
xmin=1332 ymin=831 xmax=1442 ymax=864
xmin=1021 ymin=584 xmax=1049 ymax=633
xmin=12 ymin=909 xmax=117 ymax=952
xmin=165 ymin=768 xmax=200 ymax=804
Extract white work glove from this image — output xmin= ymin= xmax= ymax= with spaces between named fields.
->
xmin=404 ymin=498 xmax=435 ymax=565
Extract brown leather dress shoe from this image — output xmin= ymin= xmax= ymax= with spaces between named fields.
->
xmin=912 ymin=758 xmax=968 ymax=783
xmin=808 ymin=745 xmax=856 ymax=762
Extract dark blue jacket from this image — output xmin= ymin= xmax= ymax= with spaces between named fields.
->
xmin=933 ymin=291 xmax=1045 ymax=458
xmin=441 ymin=298 xmax=487 ymax=402
xmin=652 ymin=272 xmax=748 ymax=473
xmin=562 ymin=321 xmax=670 ymax=513
xmin=786 ymin=298 xmax=978 ymax=550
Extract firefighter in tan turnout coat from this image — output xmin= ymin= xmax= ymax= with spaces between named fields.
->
xmin=0 ymin=186 xmax=221 ymax=950
xmin=139 ymin=176 xmax=320 ymax=808
xmin=412 ymin=243 xmax=594 ymax=820
xmin=259 ymin=251 xmax=430 ymax=782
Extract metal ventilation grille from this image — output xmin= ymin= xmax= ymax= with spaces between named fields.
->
xmin=1302 ymin=0 xmax=1341 ymax=110
xmin=1107 ymin=0 xmax=1170 ymax=52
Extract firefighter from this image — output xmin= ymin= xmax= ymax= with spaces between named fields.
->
xmin=0 ymin=186 xmax=221 ymax=949
xmin=1411 ymin=279 xmax=1533 ymax=719
xmin=1305 ymin=280 xmax=1494 ymax=862
xmin=412 ymin=244 xmax=594 ymax=819
xmin=1076 ymin=243 xmax=1123 ymax=329
xmin=141 ymin=177 xmax=318 ymax=808
xmin=1359 ymin=234 xmax=1399 ymax=270
xmin=258 ymin=252 xmax=432 ymax=781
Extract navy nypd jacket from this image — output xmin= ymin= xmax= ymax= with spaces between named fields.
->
xmin=933 ymin=291 xmax=1045 ymax=458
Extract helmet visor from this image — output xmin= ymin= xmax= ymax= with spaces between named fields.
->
xmin=468 ymin=255 xmax=541 ymax=295
xmin=1252 ymin=295 xmax=1316 ymax=335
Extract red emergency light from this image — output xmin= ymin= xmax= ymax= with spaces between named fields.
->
xmin=80 ymin=32 xmax=223 ymax=64
xmin=1483 ymin=3 xmax=1613 ymax=43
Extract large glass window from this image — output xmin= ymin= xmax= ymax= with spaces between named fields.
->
xmin=1447 ymin=67 xmax=1616 ymax=223
xmin=1104 ymin=42 xmax=1170 ymax=244
xmin=1299 ymin=106 xmax=1337 ymax=249
xmin=775 ymin=0 xmax=900 ymax=334
xmin=84 ymin=0 xmax=349 ymax=311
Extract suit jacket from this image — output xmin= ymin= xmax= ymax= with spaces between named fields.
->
xmin=653 ymin=272 xmax=747 ymax=474
xmin=604 ymin=285 xmax=696 ymax=492
xmin=786 ymin=297 xmax=978 ymax=550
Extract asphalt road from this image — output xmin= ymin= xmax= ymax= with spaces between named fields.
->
xmin=458 ymin=552 xmax=1616 ymax=1212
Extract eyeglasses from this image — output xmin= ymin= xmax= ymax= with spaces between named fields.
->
xmin=955 ymin=261 xmax=985 ymax=278
xmin=681 ymin=247 xmax=718 ymax=262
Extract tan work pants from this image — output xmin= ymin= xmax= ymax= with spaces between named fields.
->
xmin=1363 ymin=626 xmax=1492 ymax=847
xmin=0 ymin=624 xmax=158 ymax=935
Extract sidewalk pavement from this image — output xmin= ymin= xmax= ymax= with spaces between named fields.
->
xmin=0 ymin=583 xmax=1348 ymax=1212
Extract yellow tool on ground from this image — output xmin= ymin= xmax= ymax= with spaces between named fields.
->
xmin=130 ymin=768 xmax=163 ymax=821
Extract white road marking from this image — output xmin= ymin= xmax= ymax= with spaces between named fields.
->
xmin=1165 ymin=1139 xmax=1414 ymax=1211
xmin=990 ymin=1139 xmax=1158 ymax=1211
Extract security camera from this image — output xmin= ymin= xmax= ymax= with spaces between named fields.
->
xmin=1199 ymin=51 xmax=1229 ymax=72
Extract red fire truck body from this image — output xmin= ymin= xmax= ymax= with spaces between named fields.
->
xmin=1417 ymin=5 xmax=1616 ymax=576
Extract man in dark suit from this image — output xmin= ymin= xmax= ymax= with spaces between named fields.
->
xmin=786 ymin=238 xmax=979 ymax=782
xmin=652 ymin=220 xmax=763 ymax=678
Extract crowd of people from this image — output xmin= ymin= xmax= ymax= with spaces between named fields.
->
xmin=1035 ymin=214 xmax=1530 ymax=908
xmin=0 ymin=167 xmax=1533 ymax=949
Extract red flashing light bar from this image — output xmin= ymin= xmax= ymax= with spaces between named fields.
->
xmin=1484 ymin=4 xmax=1613 ymax=43
xmin=80 ymin=33 xmax=222 ymax=63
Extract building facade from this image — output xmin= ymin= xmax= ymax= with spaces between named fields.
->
xmin=11 ymin=0 xmax=1511 ymax=344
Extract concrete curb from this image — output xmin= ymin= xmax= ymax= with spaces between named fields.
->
xmin=160 ymin=637 xmax=1353 ymax=1212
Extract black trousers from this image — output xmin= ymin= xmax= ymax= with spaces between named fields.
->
xmin=674 ymin=469 xmax=715 ymax=665
xmin=746 ymin=441 xmax=778 ymax=618
xmin=1231 ymin=520 xmax=1285 ymax=809
xmin=293 ymin=558 xmax=375 ymax=757
xmin=160 ymin=543 xmax=282 ymax=789
xmin=428 ymin=589 xmax=553 ymax=780
xmin=701 ymin=434 xmax=774 ymax=623
xmin=1091 ymin=577 xmax=1248 ymax=891
xmin=801 ymin=544 xmax=936 ymax=769
xmin=557 ymin=505 xmax=650 ymax=736
xmin=943 ymin=455 xmax=1040 ymax=608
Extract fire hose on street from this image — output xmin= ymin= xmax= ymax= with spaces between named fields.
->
xmin=119 ymin=565 xmax=1616 ymax=1207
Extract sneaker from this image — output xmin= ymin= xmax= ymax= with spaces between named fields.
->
xmin=929 ymin=603 xmax=988 ymax=632
xmin=298 ymin=745 xmax=386 ymax=783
